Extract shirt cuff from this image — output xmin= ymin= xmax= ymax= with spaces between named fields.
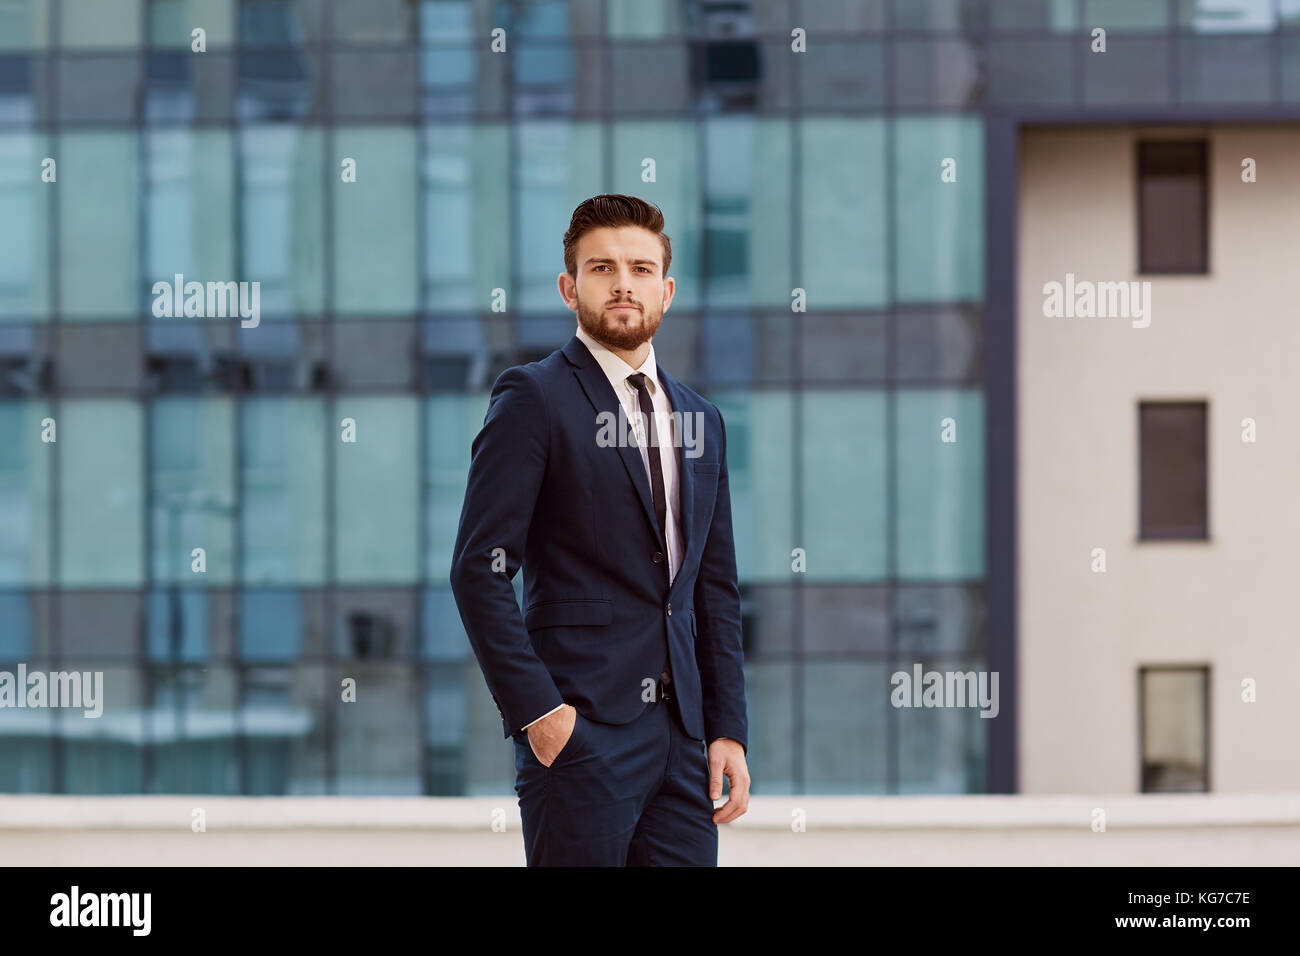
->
xmin=521 ymin=703 xmax=565 ymax=731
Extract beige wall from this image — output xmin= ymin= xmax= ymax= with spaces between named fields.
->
xmin=1017 ymin=124 xmax=1300 ymax=793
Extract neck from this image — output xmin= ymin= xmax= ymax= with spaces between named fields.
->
xmin=608 ymin=342 xmax=651 ymax=369
xmin=582 ymin=326 xmax=651 ymax=370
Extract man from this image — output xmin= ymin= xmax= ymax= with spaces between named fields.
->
xmin=449 ymin=194 xmax=750 ymax=866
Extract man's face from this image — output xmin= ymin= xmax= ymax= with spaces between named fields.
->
xmin=560 ymin=225 xmax=675 ymax=351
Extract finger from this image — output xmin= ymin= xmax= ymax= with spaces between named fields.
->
xmin=708 ymin=754 xmax=726 ymax=802
xmin=712 ymin=769 xmax=750 ymax=824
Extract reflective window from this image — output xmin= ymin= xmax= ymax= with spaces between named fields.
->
xmin=60 ymin=665 xmax=144 ymax=794
xmin=0 ymin=131 xmax=48 ymax=321
xmin=145 ymin=130 xmax=236 ymax=315
xmin=894 ymin=115 xmax=984 ymax=304
xmin=1179 ymin=0 xmax=1275 ymax=32
xmin=333 ymin=0 xmax=417 ymax=43
xmin=0 ymin=399 xmax=51 ymax=586
xmin=334 ymin=396 xmax=419 ymax=584
xmin=59 ymin=400 xmax=143 ymax=586
xmin=423 ymin=123 xmax=509 ymax=313
xmin=803 ymin=662 xmax=889 ymax=792
xmin=516 ymin=121 xmax=604 ymax=313
xmin=334 ymin=127 xmax=418 ymax=316
xmin=713 ymin=391 xmax=795 ymax=584
xmin=425 ymin=393 xmax=485 ymax=584
xmin=897 ymin=662 xmax=989 ymax=793
xmin=146 ymin=589 xmax=212 ymax=663
xmin=242 ymin=662 xmax=328 ymax=794
xmin=705 ymin=118 xmax=792 ymax=309
xmin=240 ymin=124 xmax=324 ymax=318
xmin=800 ymin=119 xmax=887 ymax=309
xmin=0 ymin=0 xmax=48 ymax=51
xmin=59 ymin=132 xmax=139 ymax=321
xmin=59 ymin=0 xmax=143 ymax=47
xmin=801 ymin=390 xmax=888 ymax=581
xmin=989 ymin=0 xmax=1078 ymax=31
xmin=419 ymin=0 xmax=478 ymax=115
xmin=744 ymin=661 xmax=794 ymax=793
xmin=1083 ymin=0 xmax=1168 ymax=31
xmin=241 ymin=398 xmax=326 ymax=584
xmin=607 ymin=0 xmax=684 ymax=37
xmin=150 ymin=397 xmax=236 ymax=586
xmin=148 ymin=663 xmax=239 ymax=794
xmin=895 ymin=389 xmax=985 ymax=580
xmin=892 ymin=0 xmax=978 ymax=31
xmin=335 ymin=664 xmax=422 ymax=794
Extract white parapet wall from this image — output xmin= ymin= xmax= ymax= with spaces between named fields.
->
xmin=2 ymin=793 xmax=1298 ymax=865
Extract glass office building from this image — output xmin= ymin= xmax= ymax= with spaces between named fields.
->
xmin=0 ymin=0 xmax=1293 ymax=796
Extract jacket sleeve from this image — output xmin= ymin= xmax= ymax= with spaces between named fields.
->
xmin=692 ymin=404 xmax=749 ymax=754
xmin=449 ymin=364 xmax=564 ymax=737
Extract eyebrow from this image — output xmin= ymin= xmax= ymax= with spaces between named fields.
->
xmin=583 ymin=257 xmax=659 ymax=270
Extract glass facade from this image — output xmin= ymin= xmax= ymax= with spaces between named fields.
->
xmin=0 ymin=0 xmax=1290 ymax=796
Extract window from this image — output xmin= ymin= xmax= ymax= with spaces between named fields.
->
xmin=1141 ymin=666 xmax=1209 ymax=792
xmin=1139 ymin=401 xmax=1208 ymax=540
xmin=1138 ymin=140 xmax=1208 ymax=274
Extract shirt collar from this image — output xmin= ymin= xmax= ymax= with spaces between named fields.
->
xmin=575 ymin=324 xmax=658 ymax=395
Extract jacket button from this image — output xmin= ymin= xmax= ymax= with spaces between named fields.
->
xmin=667 ymin=603 xmax=672 ymax=616
xmin=652 ymin=551 xmax=664 ymax=564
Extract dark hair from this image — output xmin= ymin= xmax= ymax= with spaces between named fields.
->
xmin=562 ymin=194 xmax=672 ymax=279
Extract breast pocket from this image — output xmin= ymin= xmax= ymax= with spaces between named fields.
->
xmin=693 ymin=462 xmax=720 ymax=475
xmin=524 ymin=598 xmax=613 ymax=630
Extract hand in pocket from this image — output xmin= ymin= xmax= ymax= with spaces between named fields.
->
xmin=527 ymin=703 xmax=578 ymax=767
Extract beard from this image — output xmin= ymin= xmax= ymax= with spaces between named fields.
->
xmin=576 ymin=295 xmax=662 ymax=351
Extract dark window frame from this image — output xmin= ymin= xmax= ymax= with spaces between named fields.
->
xmin=1138 ymin=399 xmax=1210 ymax=541
xmin=1136 ymin=139 xmax=1210 ymax=275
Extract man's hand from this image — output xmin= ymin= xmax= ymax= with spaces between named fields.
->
xmin=526 ymin=703 xmax=577 ymax=767
xmin=707 ymin=737 xmax=750 ymax=824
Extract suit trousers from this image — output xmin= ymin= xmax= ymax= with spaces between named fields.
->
xmin=512 ymin=694 xmax=719 ymax=866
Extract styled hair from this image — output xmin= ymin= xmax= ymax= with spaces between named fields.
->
xmin=562 ymin=194 xmax=672 ymax=279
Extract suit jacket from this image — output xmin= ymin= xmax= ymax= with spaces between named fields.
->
xmin=449 ymin=334 xmax=748 ymax=754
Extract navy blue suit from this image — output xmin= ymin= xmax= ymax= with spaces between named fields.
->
xmin=449 ymin=334 xmax=748 ymax=865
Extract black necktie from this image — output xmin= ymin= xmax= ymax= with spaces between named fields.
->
xmin=626 ymin=372 xmax=673 ymax=688
xmin=626 ymin=372 xmax=668 ymax=558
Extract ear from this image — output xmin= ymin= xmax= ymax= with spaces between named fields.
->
xmin=557 ymin=272 xmax=578 ymax=311
xmin=661 ymin=275 xmax=676 ymax=314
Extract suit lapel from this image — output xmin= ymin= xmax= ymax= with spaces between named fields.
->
xmin=570 ymin=346 xmax=663 ymax=548
xmin=564 ymin=335 xmax=698 ymax=568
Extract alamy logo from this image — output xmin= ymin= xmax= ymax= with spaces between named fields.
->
xmin=50 ymin=886 xmax=151 ymax=936
xmin=152 ymin=273 xmax=261 ymax=328
xmin=596 ymin=406 xmax=705 ymax=459
xmin=0 ymin=665 xmax=103 ymax=718
xmin=890 ymin=664 xmax=1000 ymax=719
xmin=1042 ymin=272 xmax=1152 ymax=328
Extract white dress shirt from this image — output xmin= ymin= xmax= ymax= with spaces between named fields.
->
xmin=523 ymin=324 xmax=683 ymax=731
